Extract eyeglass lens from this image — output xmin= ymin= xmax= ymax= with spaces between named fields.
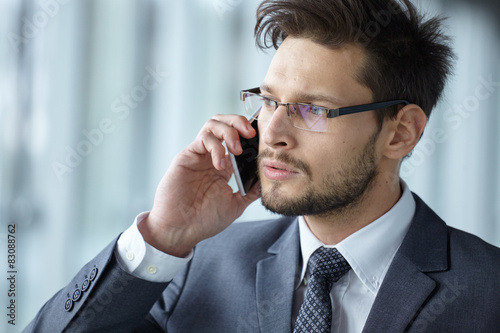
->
xmin=243 ymin=93 xmax=328 ymax=132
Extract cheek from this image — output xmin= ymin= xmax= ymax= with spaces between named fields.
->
xmin=304 ymin=133 xmax=368 ymax=179
xmin=325 ymin=115 xmax=379 ymax=151
xmin=329 ymin=111 xmax=378 ymax=134
xmin=257 ymin=121 xmax=266 ymax=151
xmin=302 ymin=143 xmax=339 ymax=181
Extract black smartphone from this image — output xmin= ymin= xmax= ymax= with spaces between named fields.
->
xmin=229 ymin=116 xmax=259 ymax=196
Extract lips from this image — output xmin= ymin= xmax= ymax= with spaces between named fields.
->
xmin=262 ymin=158 xmax=300 ymax=181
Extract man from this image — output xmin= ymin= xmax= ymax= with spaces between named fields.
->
xmin=25 ymin=0 xmax=500 ymax=332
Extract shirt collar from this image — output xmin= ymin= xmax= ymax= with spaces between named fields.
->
xmin=297 ymin=181 xmax=416 ymax=295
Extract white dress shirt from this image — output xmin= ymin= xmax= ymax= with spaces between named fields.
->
xmin=115 ymin=183 xmax=415 ymax=332
xmin=294 ymin=182 xmax=415 ymax=332
xmin=115 ymin=212 xmax=192 ymax=282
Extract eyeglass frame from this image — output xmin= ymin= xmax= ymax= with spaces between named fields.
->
xmin=240 ymin=87 xmax=410 ymax=124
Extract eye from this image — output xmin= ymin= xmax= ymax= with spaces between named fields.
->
xmin=263 ymin=96 xmax=275 ymax=107
xmin=310 ymin=106 xmax=326 ymax=115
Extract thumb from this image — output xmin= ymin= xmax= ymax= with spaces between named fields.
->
xmin=241 ymin=181 xmax=261 ymax=205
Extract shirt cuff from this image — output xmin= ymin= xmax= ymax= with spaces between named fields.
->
xmin=115 ymin=211 xmax=192 ymax=283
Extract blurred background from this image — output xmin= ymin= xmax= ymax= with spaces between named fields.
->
xmin=0 ymin=0 xmax=499 ymax=330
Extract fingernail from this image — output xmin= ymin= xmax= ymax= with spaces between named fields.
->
xmin=220 ymin=158 xmax=226 ymax=169
xmin=234 ymin=141 xmax=242 ymax=154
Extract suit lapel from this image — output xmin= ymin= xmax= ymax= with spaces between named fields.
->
xmin=363 ymin=194 xmax=449 ymax=332
xmin=256 ymin=217 xmax=301 ymax=333
xmin=362 ymin=255 xmax=437 ymax=332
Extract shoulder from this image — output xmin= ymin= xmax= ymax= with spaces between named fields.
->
xmin=447 ymin=226 xmax=500 ymax=269
xmin=210 ymin=215 xmax=297 ymax=243
xmin=415 ymin=194 xmax=500 ymax=274
xmin=195 ymin=215 xmax=298 ymax=257
xmin=407 ymin=193 xmax=500 ymax=275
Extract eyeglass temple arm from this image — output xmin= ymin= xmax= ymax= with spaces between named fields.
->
xmin=240 ymin=88 xmax=410 ymax=118
xmin=240 ymin=87 xmax=261 ymax=101
xmin=329 ymin=100 xmax=410 ymax=118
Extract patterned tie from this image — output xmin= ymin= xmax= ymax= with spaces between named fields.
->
xmin=294 ymin=247 xmax=351 ymax=333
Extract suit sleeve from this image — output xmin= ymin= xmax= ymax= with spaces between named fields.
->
xmin=23 ymin=237 xmax=170 ymax=333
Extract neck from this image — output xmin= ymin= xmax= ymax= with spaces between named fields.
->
xmin=304 ymin=174 xmax=403 ymax=245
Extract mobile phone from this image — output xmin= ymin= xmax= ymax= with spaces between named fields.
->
xmin=229 ymin=114 xmax=259 ymax=196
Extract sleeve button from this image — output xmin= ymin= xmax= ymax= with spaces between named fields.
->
xmin=72 ymin=288 xmax=82 ymax=302
xmin=81 ymin=278 xmax=91 ymax=292
xmin=64 ymin=298 xmax=73 ymax=312
xmin=89 ymin=267 xmax=98 ymax=281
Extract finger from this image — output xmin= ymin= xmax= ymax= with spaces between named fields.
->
xmin=189 ymin=116 xmax=256 ymax=169
xmin=198 ymin=132 xmax=228 ymax=170
xmin=199 ymin=118 xmax=243 ymax=156
xmin=233 ymin=180 xmax=260 ymax=208
xmin=212 ymin=114 xmax=257 ymax=139
xmin=185 ymin=130 xmax=227 ymax=171
xmin=230 ymin=182 xmax=260 ymax=221
xmin=244 ymin=180 xmax=261 ymax=202
xmin=220 ymin=154 xmax=235 ymax=181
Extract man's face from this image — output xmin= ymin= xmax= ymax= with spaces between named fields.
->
xmin=257 ymin=37 xmax=383 ymax=216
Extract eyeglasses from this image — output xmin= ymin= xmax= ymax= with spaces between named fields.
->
xmin=240 ymin=87 xmax=410 ymax=132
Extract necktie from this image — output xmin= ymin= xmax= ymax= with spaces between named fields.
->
xmin=294 ymin=247 xmax=351 ymax=333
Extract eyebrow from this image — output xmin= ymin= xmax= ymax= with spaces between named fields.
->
xmin=260 ymin=83 xmax=344 ymax=108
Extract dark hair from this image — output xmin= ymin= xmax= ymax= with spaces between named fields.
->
xmin=254 ymin=0 xmax=455 ymax=123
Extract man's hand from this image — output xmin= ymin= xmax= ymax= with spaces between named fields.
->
xmin=138 ymin=115 xmax=261 ymax=257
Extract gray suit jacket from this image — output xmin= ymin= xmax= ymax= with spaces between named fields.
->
xmin=25 ymin=194 xmax=500 ymax=332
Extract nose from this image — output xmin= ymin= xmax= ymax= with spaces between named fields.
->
xmin=260 ymin=104 xmax=297 ymax=149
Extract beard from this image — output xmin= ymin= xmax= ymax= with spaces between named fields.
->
xmin=259 ymin=131 xmax=379 ymax=217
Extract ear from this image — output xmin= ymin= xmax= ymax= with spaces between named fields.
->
xmin=382 ymin=104 xmax=427 ymax=160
